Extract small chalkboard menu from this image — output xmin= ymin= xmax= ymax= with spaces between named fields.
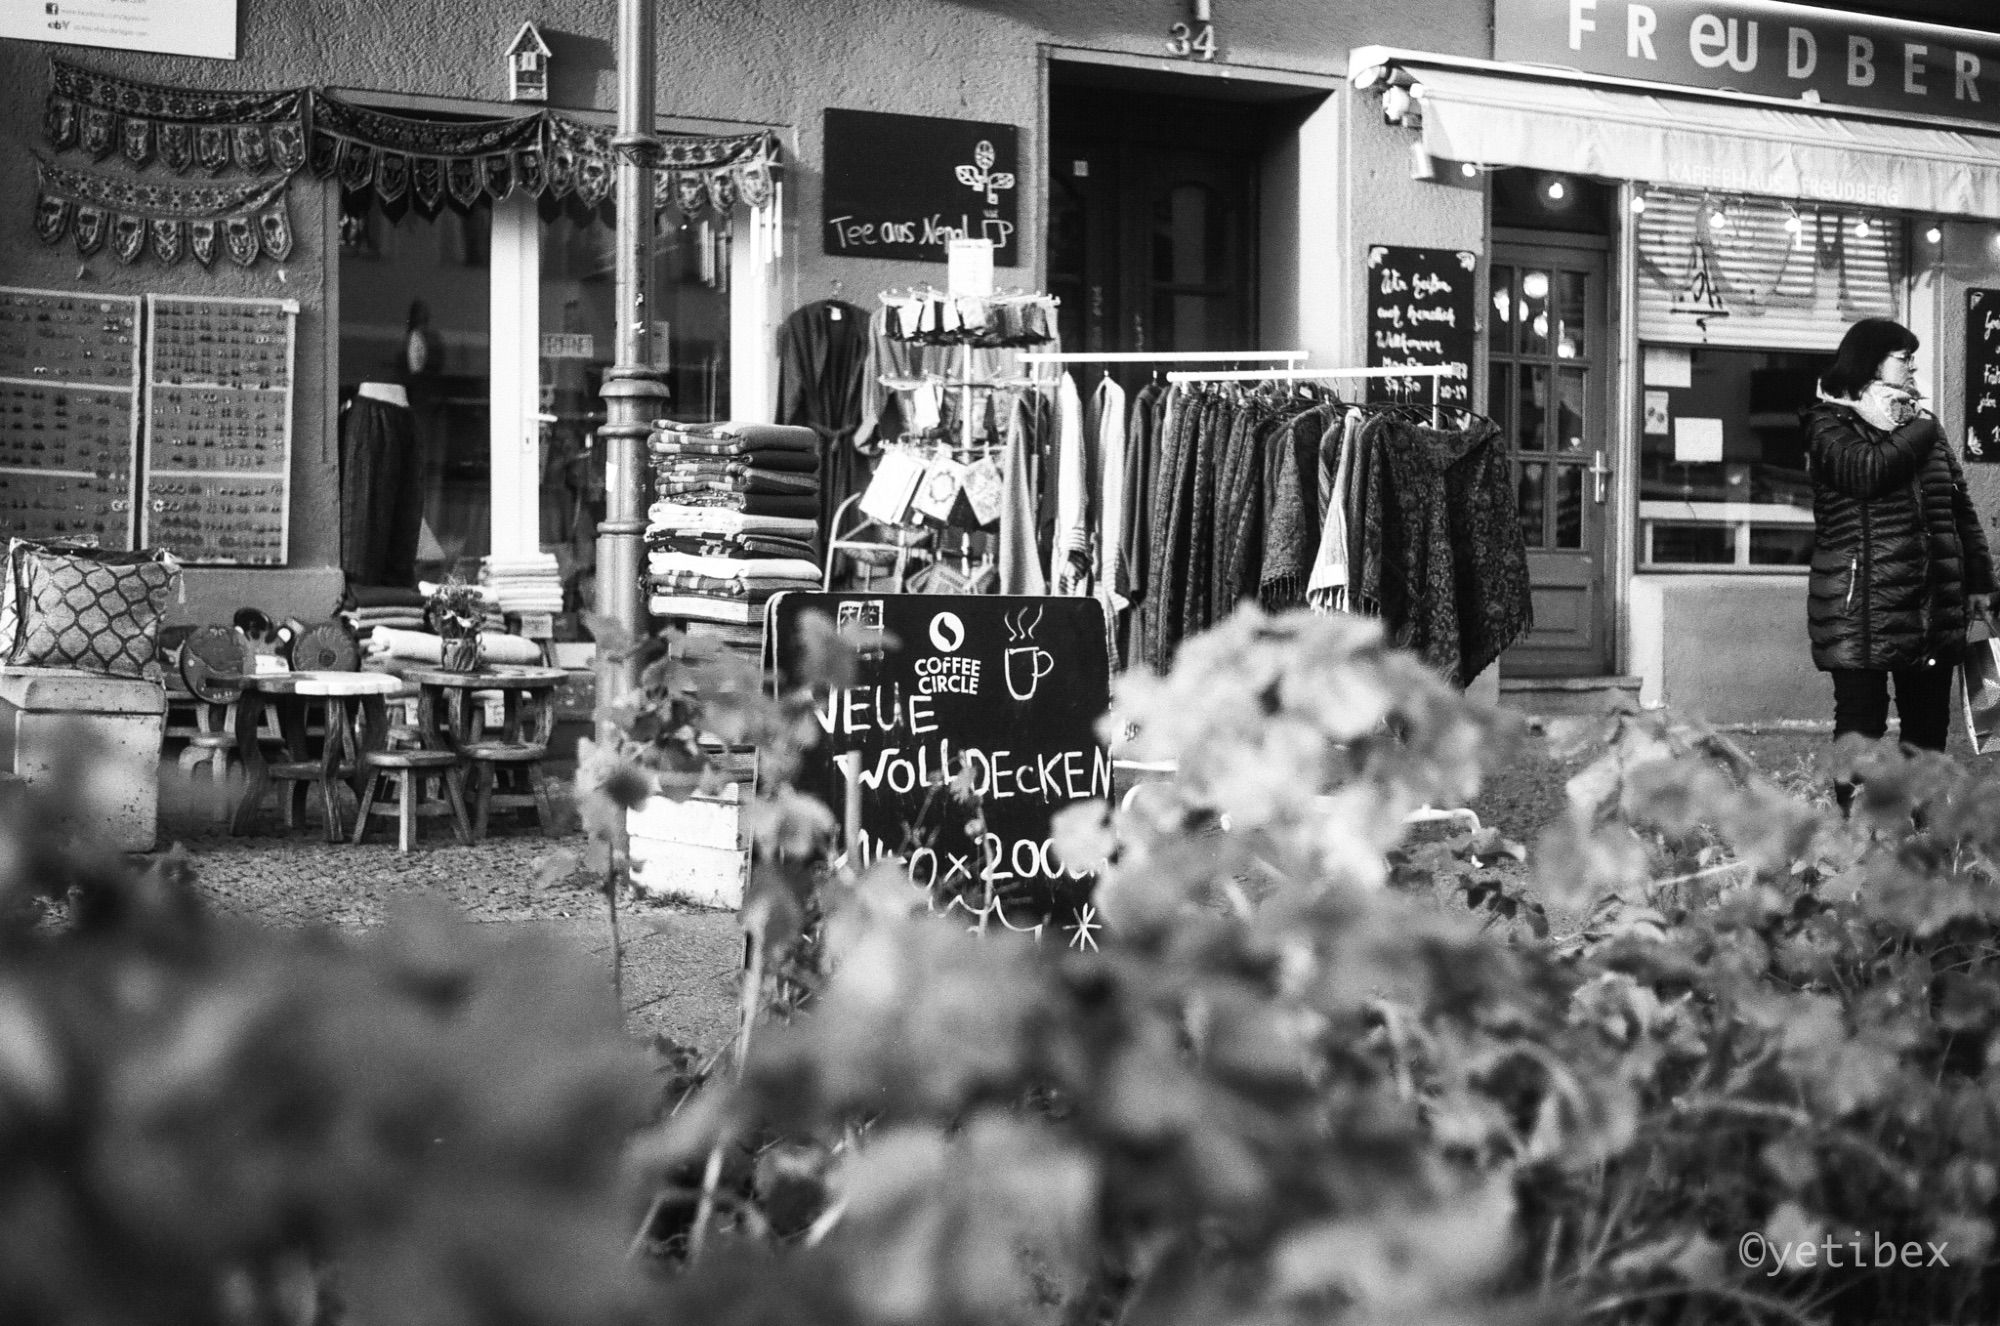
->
xmin=1365 ymin=245 xmax=1477 ymax=408
xmin=1965 ymin=288 xmax=2000 ymax=463
xmin=822 ymin=109 xmax=1020 ymax=265
xmin=141 ymin=294 xmax=297 ymax=565
xmin=0 ymin=286 xmax=142 ymax=549
xmin=769 ymin=593 xmax=1110 ymax=944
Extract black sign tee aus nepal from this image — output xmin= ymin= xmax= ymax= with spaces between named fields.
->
xmin=821 ymin=108 xmax=1020 ymax=264
xmin=769 ymin=593 xmax=1109 ymax=943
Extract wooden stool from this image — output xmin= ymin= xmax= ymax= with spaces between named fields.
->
xmin=231 ymin=671 xmax=402 ymax=841
xmin=353 ymin=748 xmax=473 ymax=852
xmin=463 ymin=740 xmax=558 ymax=839
xmin=398 ymin=665 xmax=566 ymax=843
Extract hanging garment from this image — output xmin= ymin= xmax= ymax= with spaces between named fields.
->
xmin=1000 ymin=394 xmax=1048 ymax=596
xmin=339 ymin=390 xmax=423 ymax=589
xmin=1144 ymin=387 xmax=1198 ymax=671
xmin=1260 ymin=404 xmax=1332 ymax=611
xmin=1354 ymin=415 xmax=1533 ymax=686
xmin=1308 ymin=408 xmax=1366 ymax=612
xmin=1051 ymin=372 xmax=1094 ymax=595
xmin=1179 ymin=392 xmax=1231 ymax=646
xmin=776 ymin=298 xmax=871 ymax=542
xmin=1212 ymin=398 xmax=1271 ymax=619
xmin=1119 ymin=381 xmax=1164 ymax=662
xmin=1091 ymin=375 xmax=1130 ymax=670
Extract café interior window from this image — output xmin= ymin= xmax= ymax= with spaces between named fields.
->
xmin=1638 ymin=346 xmax=1823 ymax=569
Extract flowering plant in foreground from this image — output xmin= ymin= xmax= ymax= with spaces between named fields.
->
xmin=2 ymin=606 xmax=1999 ymax=1326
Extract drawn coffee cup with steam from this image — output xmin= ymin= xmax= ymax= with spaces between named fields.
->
xmin=1003 ymin=604 xmax=1054 ymax=701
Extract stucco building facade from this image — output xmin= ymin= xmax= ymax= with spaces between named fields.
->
xmin=5 ymin=0 xmax=2000 ymax=724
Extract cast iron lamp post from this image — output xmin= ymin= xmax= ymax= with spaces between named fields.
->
xmin=594 ymin=0 xmax=667 ymax=732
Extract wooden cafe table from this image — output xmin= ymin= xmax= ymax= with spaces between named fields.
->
xmin=229 ymin=670 xmax=405 ymax=840
xmin=397 ymin=664 xmax=568 ymax=839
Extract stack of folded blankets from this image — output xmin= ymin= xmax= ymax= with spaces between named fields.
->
xmin=482 ymin=552 xmax=565 ymax=617
xmin=645 ymin=421 xmax=824 ymax=632
xmin=649 ymin=421 xmax=821 ymax=519
xmin=343 ymin=585 xmax=428 ymax=641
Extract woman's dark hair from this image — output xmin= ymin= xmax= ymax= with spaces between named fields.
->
xmin=1820 ymin=317 xmax=1919 ymax=397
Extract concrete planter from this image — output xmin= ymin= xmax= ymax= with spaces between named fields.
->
xmin=627 ymin=785 xmax=748 ymax=911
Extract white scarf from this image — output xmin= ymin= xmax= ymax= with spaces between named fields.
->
xmin=1819 ymin=382 xmax=1912 ymax=432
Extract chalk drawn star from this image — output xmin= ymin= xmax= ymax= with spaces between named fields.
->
xmin=1067 ymin=903 xmax=1102 ymax=952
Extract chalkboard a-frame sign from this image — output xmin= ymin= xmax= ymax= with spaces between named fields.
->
xmin=1365 ymin=245 xmax=1477 ymax=408
xmin=822 ymin=108 xmax=1021 ymax=265
xmin=768 ymin=592 xmax=1109 ymax=946
xmin=1966 ymin=288 xmax=2000 ymax=463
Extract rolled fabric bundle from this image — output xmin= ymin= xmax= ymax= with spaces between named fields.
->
xmin=363 ymin=627 xmax=546 ymax=666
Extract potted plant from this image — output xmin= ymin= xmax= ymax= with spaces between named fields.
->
xmin=425 ymin=577 xmax=487 ymax=672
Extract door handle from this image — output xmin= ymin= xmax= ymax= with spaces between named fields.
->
xmin=1588 ymin=449 xmax=1611 ymax=503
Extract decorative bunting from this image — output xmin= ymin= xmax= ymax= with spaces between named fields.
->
xmin=311 ymin=91 xmax=781 ymax=217
xmin=111 ymin=213 xmax=145 ymax=265
xmin=46 ymin=58 xmax=305 ymax=176
xmin=120 ymin=118 xmax=153 ymax=169
xmin=149 ymin=218 xmax=182 ymax=265
xmin=38 ymin=57 xmax=785 ymax=264
xmin=188 ymin=220 xmax=218 ymax=267
xmin=32 ymin=155 xmax=293 ymax=268
xmin=158 ymin=123 xmax=193 ymax=172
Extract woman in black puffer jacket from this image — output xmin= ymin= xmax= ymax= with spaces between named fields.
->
xmin=1804 ymin=318 xmax=1997 ymax=810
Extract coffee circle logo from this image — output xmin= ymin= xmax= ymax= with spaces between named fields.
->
xmin=929 ymin=611 xmax=965 ymax=653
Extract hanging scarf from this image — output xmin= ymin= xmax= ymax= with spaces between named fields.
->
xmin=32 ymin=155 xmax=291 ymax=267
xmin=44 ymin=57 xmax=306 ymax=175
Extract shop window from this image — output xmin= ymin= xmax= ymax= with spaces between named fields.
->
xmin=1637 ymin=346 xmax=1823 ymax=570
xmin=339 ymin=193 xmax=745 ymax=605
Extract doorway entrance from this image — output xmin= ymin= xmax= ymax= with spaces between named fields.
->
xmin=1489 ymin=234 xmax=1614 ymax=675
xmin=1047 ymin=81 xmax=1280 ymax=360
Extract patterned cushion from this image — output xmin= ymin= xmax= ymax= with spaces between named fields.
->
xmin=10 ymin=547 xmax=180 ymax=677
xmin=0 ymin=538 xmax=105 ymax=658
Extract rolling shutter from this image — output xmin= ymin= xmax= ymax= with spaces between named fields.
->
xmin=1635 ymin=190 xmax=1906 ymax=351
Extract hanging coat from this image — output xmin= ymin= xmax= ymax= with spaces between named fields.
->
xmin=776 ymin=299 xmax=870 ymax=542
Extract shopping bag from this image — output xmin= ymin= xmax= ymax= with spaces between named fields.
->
xmin=1961 ymin=632 xmax=2000 ymax=754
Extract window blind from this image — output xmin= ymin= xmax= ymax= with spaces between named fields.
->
xmin=1635 ymin=190 xmax=1905 ymax=351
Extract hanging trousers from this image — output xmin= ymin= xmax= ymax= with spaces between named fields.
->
xmin=339 ymin=396 xmax=424 ymax=589
xmin=1829 ymin=662 xmax=1955 ymax=811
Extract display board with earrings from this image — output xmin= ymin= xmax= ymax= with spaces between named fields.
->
xmin=140 ymin=293 xmax=298 ymax=566
xmin=0 ymin=285 xmax=142 ymax=549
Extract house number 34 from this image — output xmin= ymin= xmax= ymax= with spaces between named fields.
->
xmin=1167 ymin=20 xmax=1217 ymax=60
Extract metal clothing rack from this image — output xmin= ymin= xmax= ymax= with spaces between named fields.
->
xmin=1017 ymin=350 xmax=1311 ymax=365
